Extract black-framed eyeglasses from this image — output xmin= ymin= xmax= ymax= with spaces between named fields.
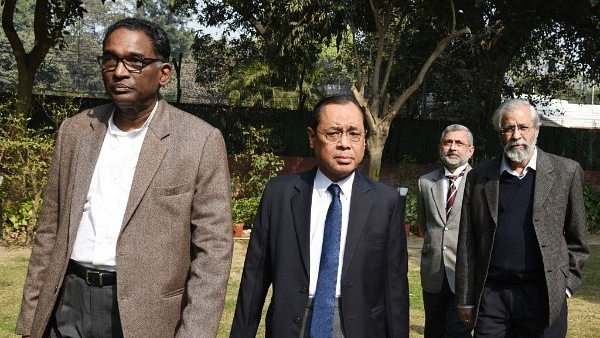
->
xmin=318 ymin=130 xmax=364 ymax=143
xmin=97 ymin=55 xmax=164 ymax=73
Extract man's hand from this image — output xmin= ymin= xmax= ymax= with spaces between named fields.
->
xmin=457 ymin=305 xmax=475 ymax=328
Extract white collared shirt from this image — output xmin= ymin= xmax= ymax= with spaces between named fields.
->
xmin=309 ymin=169 xmax=354 ymax=297
xmin=443 ymin=163 xmax=470 ymax=195
xmin=500 ymin=147 xmax=538 ymax=179
xmin=71 ymin=104 xmax=156 ymax=269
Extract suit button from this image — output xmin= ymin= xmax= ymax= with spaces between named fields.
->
xmin=294 ymin=317 xmax=302 ymax=324
xmin=300 ymin=285 xmax=309 ymax=294
xmin=443 ymin=246 xmax=447 ymax=251
xmin=444 ymin=227 xmax=449 ymax=231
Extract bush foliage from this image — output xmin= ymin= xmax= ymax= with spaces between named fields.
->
xmin=0 ymin=97 xmax=75 ymax=245
xmin=230 ymin=125 xmax=284 ymax=227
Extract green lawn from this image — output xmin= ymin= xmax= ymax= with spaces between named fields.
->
xmin=1 ymin=239 xmax=598 ymax=338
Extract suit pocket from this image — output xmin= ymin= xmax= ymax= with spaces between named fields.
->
xmin=153 ymin=182 xmax=193 ymax=197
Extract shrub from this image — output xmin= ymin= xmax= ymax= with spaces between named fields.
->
xmin=0 ymin=97 xmax=75 ymax=245
xmin=230 ymin=125 xmax=284 ymax=229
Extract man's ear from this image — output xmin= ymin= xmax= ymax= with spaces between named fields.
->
xmin=159 ymin=63 xmax=173 ymax=86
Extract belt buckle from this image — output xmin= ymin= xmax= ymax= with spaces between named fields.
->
xmin=85 ymin=269 xmax=103 ymax=286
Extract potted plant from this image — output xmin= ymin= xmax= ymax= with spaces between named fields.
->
xmin=230 ymin=125 xmax=285 ymax=238
xmin=231 ymin=196 xmax=260 ymax=237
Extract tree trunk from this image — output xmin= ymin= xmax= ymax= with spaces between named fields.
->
xmin=16 ymin=69 xmax=37 ymax=119
xmin=2 ymin=0 xmax=68 ymax=119
xmin=365 ymin=124 xmax=388 ymax=181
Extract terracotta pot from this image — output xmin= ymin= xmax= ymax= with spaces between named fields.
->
xmin=233 ymin=222 xmax=244 ymax=237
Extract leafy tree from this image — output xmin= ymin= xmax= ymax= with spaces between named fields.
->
xmin=192 ymin=34 xmax=264 ymax=104
xmin=1 ymin=0 xmax=199 ymax=118
xmin=1 ymin=0 xmax=90 ymax=118
xmin=429 ymin=0 xmax=600 ymax=123
xmin=199 ymin=0 xmax=352 ymax=111
xmin=346 ymin=1 xmax=468 ymax=179
xmin=199 ymin=0 xmax=469 ymax=179
xmin=0 ymin=0 xmax=74 ymax=95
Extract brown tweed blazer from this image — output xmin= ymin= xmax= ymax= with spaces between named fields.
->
xmin=456 ymin=149 xmax=590 ymax=326
xmin=15 ymin=99 xmax=233 ymax=338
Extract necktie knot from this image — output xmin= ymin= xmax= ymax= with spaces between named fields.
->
xmin=446 ymin=170 xmax=465 ymax=182
xmin=328 ymin=183 xmax=341 ymax=198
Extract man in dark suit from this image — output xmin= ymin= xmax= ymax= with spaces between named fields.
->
xmin=230 ymin=95 xmax=409 ymax=338
xmin=456 ymin=99 xmax=590 ymax=338
xmin=16 ymin=18 xmax=232 ymax=338
xmin=418 ymin=124 xmax=473 ymax=338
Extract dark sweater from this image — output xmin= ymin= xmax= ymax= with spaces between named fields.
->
xmin=487 ymin=170 xmax=545 ymax=283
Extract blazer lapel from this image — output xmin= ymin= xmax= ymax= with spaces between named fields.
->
xmin=483 ymin=157 xmax=502 ymax=226
xmin=291 ymin=169 xmax=317 ymax=275
xmin=532 ymin=150 xmax=555 ymax=219
xmin=342 ymin=171 xmax=373 ymax=277
xmin=68 ymin=107 xmax=111 ymax=247
xmin=446 ymin=165 xmax=472 ymax=224
xmin=430 ymin=169 xmax=447 ymax=224
xmin=120 ymin=101 xmax=169 ymax=231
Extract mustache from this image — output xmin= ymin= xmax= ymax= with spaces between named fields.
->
xmin=505 ymin=140 xmax=529 ymax=148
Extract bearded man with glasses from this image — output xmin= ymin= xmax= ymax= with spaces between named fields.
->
xmin=16 ymin=17 xmax=233 ymax=338
xmin=456 ymin=99 xmax=589 ymax=338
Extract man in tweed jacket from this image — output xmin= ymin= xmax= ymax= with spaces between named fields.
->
xmin=455 ymin=99 xmax=589 ymax=337
xmin=15 ymin=18 xmax=232 ymax=338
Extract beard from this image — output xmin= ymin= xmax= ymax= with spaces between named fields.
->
xmin=440 ymin=153 xmax=466 ymax=170
xmin=504 ymin=138 xmax=536 ymax=163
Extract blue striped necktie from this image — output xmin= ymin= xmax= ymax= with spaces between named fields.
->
xmin=310 ymin=183 xmax=342 ymax=338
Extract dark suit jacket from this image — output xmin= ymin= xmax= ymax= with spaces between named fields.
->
xmin=230 ymin=167 xmax=409 ymax=338
xmin=16 ymin=100 xmax=233 ymax=338
xmin=456 ymin=149 xmax=589 ymax=326
xmin=418 ymin=165 xmax=471 ymax=294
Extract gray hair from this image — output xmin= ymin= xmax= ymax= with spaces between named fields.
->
xmin=440 ymin=124 xmax=474 ymax=146
xmin=491 ymin=99 xmax=541 ymax=132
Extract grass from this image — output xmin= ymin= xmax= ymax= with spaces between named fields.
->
xmin=0 ymin=240 xmax=598 ymax=338
xmin=0 ymin=249 xmax=29 ymax=338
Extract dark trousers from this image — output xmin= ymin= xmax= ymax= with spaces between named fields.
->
xmin=47 ymin=272 xmax=124 ymax=338
xmin=423 ymin=273 xmax=472 ymax=338
xmin=475 ymin=282 xmax=568 ymax=338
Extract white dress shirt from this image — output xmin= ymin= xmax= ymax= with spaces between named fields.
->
xmin=309 ymin=169 xmax=354 ymax=297
xmin=71 ymin=105 xmax=156 ymax=269
xmin=443 ymin=162 xmax=470 ymax=198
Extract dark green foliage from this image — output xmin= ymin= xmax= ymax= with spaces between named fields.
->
xmin=0 ymin=96 xmax=75 ymax=245
xmin=230 ymin=125 xmax=285 ymax=228
xmin=583 ymin=184 xmax=600 ymax=234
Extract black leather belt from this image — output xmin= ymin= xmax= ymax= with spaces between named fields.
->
xmin=67 ymin=260 xmax=117 ymax=287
